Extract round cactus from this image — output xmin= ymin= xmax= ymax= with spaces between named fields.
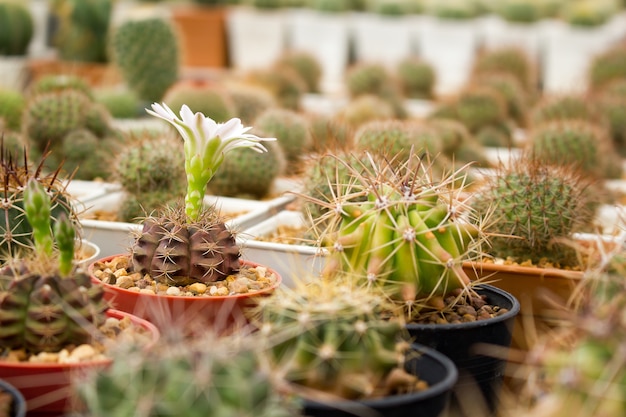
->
xmin=530 ymin=94 xmax=599 ymax=127
xmin=307 ymin=113 xmax=354 ymax=152
xmin=164 ymin=85 xmax=236 ymax=124
xmin=275 ymin=50 xmax=323 ymax=94
xmin=256 ymin=278 xmax=415 ymax=400
xmin=337 ymin=94 xmax=396 ymax=128
xmin=345 ymin=62 xmax=407 ymax=118
xmin=111 ymin=17 xmax=179 ymax=102
xmin=130 ymin=204 xmax=241 ymax=286
xmin=396 ymin=57 xmax=436 ymax=100
xmin=528 ymin=119 xmax=622 ymax=179
xmin=597 ymin=79 xmax=626 ymax=156
xmin=207 ymin=139 xmax=286 ymax=199
xmin=29 ymin=74 xmax=94 ymax=99
xmin=0 ymin=1 xmax=34 ymax=56
xmin=455 ymin=86 xmax=509 ymax=133
xmin=0 ymin=88 xmax=25 ymax=131
xmin=226 ymin=83 xmax=276 ymax=125
xmin=0 ymin=179 xmax=108 ymax=354
xmin=473 ymin=71 xmax=529 ymax=128
xmin=245 ymin=66 xmax=306 ymax=111
xmin=56 ymin=129 xmax=120 ymax=180
xmin=94 ymin=89 xmax=141 ymax=119
xmin=473 ymin=47 xmax=536 ymax=93
xmin=470 ymin=157 xmax=595 ymax=267
xmin=588 ymin=45 xmax=626 ymax=92
xmin=254 ymin=108 xmax=311 ymax=174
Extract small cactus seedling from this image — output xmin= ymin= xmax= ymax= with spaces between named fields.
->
xmin=306 ymin=151 xmax=484 ymax=310
xmin=255 ymin=278 xmax=419 ymax=400
xmin=0 ymin=179 xmax=108 ymax=353
xmin=128 ymin=103 xmax=276 ymax=286
xmin=470 ymin=156 xmax=595 ymax=268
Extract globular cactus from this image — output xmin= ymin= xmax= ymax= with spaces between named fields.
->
xmin=0 ymin=179 xmax=108 ymax=354
xmin=29 ymin=74 xmax=94 ymax=99
xmin=164 ymin=85 xmax=236 ymax=124
xmin=561 ymin=0 xmax=617 ymax=27
xmin=455 ymin=85 xmax=509 ymax=134
xmin=130 ymin=204 xmax=241 ymax=286
xmin=0 ymin=148 xmax=78 ymax=258
xmin=427 ymin=118 xmax=490 ymax=166
xmin=255 ymin=278 xmax=417 ymax=400
xmin=254 ymin=108 xmax=312 ymax=174
xmin=470 ymin=156 xmax=595 ymax=268
xmin=473 ymin=47 xmax=536 ymax=93
xmin=473 ymin=71 xmax=529 ymax=128
xmin=226 ymin=83 xmax=276 ymax=125
xmin=84 ymin=102 xmax=113 ymax=138
xmin=78 ymin=333 xmax=302 ymax=417
xmin=245 ymin=66 xmax=306 ymax=111
xmin=313 ymin=151 xmax=483 ymax=305
xmin=492 ymin=0 xmax=546 ymax=23
xmin=54 ymin=128 xmax=120 ymax=181
xmin=0 ymin=1 xmax=34 ymax=56
xmin=275 ymin=50 xmax=323 ymax=94
xmin=596 ymin=79 xmax=626 ymax=156
xmin=111 ymin=17 xmax=179 ymax=102
xmin=0 ymin=88 xmax=25 ymax=131
xmin=530 ymin=94 xmax=600 ymax=127
xmin=94 ymin=89 xmax=141 ymax=119
xmin=307 ymin=113 xmax=354 ymax=152
xmin=588 ymin=44 xmax=626 ymax=92
xmin=475 ymin=124 xmax=514 ymax=148
xmin=395 ymin=57 xmax=436 ymax=100
xmin=336 ymin=94 xmax=395 ymax=129
xmin=528 ymin=119 xmax=622 ymax=179
xmin=345 ymin=62 xmax=407 ymax=119
xmin=207 ymin=139 xmax=286 ymax=199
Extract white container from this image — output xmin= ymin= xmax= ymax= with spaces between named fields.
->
xmin=480 ymin=15 xmax=544 ymax=66
xmin=239 ymin=210 xmax=328 ymax=288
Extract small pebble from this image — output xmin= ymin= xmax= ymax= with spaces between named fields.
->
xmin=116 ymin=275 xmax=135 ymax=289
xmin=166 ymin=286 xmax=181 ymax=296
xmin=188 ymin=283 xmax=207 ymax=294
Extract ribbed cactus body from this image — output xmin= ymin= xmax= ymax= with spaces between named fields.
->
xmin=112 ymin=18 xmax=179 ymax=102
xmin=471 ymin=159 xmax=594 ymax=267
xmin=0 ymin=268 xmax=107 ymax=353
xmin=208 ymin=140 xmax=286 ymax=199
xmin=130 ymin=206 xmax=241 ymax=286
xmin=0 ymin=2 xmax=33 ymax=56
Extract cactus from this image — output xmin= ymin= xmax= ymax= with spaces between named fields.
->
xmin=164 ymin=85 xmax=236 ymax=124
xmin=111 ymin=18 xmax=179 ymax=102
xmin=455 ymin=86 xmax=509 ymax=133
xmin=428 ymin=0 xmax=481 ymax=19
xmin=0 ymin=88 xmax=25 ymax=131
xmin=0 ymin=148 xmax=79 ymax=258
xmin=29 ymin=74 xmax=94 ymax=99
xmin=0 ymin=1 xmax=34 ymax=56
xmin=117 ymin=190 xmax=181 ymax=223
xmin=473 ymin=71 xmax=529 ymax=128
xmin=255 ymin=278 xmax=416 ymax=400
xmin=427 ymin=118 xmax=490 ymax=166
xmin=0 ymin=179 xmax=108 ymax=353
xmin=492 ymin=0 xmax=546 ymax=22
xmin=597 ymin=79 xmax=626 ymax=156
xmin=83 ymin=102 xmax=113 ymax=138
xmin=308 ymin=113 xmax=353 ymax=152
xmin=396 ymin=57 xmax=436 ymax=100
xmin=560 ymin=0 xmax=618 ymax=27
xmin=473 ymin=47 xmax=536 ymax=93
xmin=588 ymin=45 xmax=626 ymax=92
xmin=311 ymin=151 xmax=483 ymax=305
xmin=208 ymin=139 xmax=286 ymax=199
xmin=275 ymin=50 xmax=323 ymax=94
xmin=53 ymin=129 xmax=120 ymax=181
xmin=254 ymin=108 xmax=311 ymax=174
xmin=470 ymin=156 xmax=595 ymax=268
xmin=94 ymin=89 xmax=141 ymax=119
xmin=475 ymin=124 xmax=514 ymax=148
xmin=226 ymin=83 xmax=276 ymax=125
xmin=78 ymin=333 xmax=302 ymax=417
xmin=345 ymin=62 xmax=407 ymax=118
xmin=528 ymin=119 xmax=622 ymax=179
xmin=245 ymin=66 xmax=306 ymax=111
xmin=530 ymin=94 xmax=599 ymax=127
xmin=337 ymin=94 xmax=396 ymax=129
xmin=51 ymin=0 xmax=112 ymax=63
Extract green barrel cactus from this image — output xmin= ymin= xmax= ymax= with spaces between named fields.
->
xmin=396 ymin=57 xmax=436 ymax=100
xmin=208 ymin=139 xmax=286 ymax=199
xmin=455 ymin=85 xmax=509 ymax=134
xmin=111 ymin=17 xmax=179 ymax=102
xmin=94 ymin=89 xmax=141 ymax=119
xmin=312 ymin=152 xmax=483 ymax=305
xmin=528 ymin=119 xmax=622 ymax=179
xmin=308 ymin=113 xmax=353 ymax=152
xmin=597 ymin=79 xmax=626 ymax=156
xmin=245 ymin=66 xmax=306 ymax=111
xmin=254 ymin=108 xmax=312 ymax=174
xmin=0 ymin=149 xmax=78 ymax=258
xmin=225 ymin=83 xmax=276 ymax=125
xmin=588 ymin=45 xmax=626 ymax=92
xmin=275 ymin=50 xmax=323 ymax=94
xmin=28 ymin=74 xmax=94 ymax=98
xmin=164 ymin=85 xmax=236 ymax=124
xmin=530 ymin=94 xmax=599 ymax=127
xmin=470 ymin=156 xmax=595 ymax=268
xmin=345 ymin=62 xmax=407 ymax=118
xmin=473 ymin=47 xmax=536 ymax=93
xmin=0 ymin=88 xmax=25 ymax=131
xmin=0 ymin=1 xmax=34 ymax=56
xmin=473 ymin=71 xmax=529 ymax=128
xmin=0 ymin=179 xmax=108 ymax=353
xmin=256 ymin=278 xmax=416 ymax=400
xmin=337 ymin=94 xmax=395 ymax=129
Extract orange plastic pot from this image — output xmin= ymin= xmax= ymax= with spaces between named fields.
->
xmin=89 ymin=255 xmax=282 ymax=333
xmin=0 ymin=309 xmax=160 ymax=415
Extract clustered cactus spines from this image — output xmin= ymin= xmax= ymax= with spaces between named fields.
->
xmin=0 ymin=148 xmax=78 ymax=258
xmin=313 ymin=152 xmax=482 ymax=306
xmin=130 ymin=205 xmax=241 ymax=286
xmin=0 ymin=1 xmax=33 ymax=56
xmin=78 ymin=333 xmax=302 ymax=417
xmin=470 ymin=156 xmax=595 ymax=268
xmin=256 ymin=279 xmax=415 ymax=400
xmin=111 ymin=17 xmax=179 ymax=103
xmin=0 ymin=179 xmax=108 ymax=353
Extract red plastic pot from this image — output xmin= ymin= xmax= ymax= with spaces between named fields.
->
xmin=0 ymin=309 xmax=160 ymax=415
xmin=89 ymin=255 xmax=283 ymax=333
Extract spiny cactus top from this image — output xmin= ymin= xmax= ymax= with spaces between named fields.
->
xmin=146 ymin=102 xmax=276 ymax=222
xmin=0 ymin=179 xmax=108 ymax=353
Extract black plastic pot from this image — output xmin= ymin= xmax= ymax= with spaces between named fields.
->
xmin=303 ymin=343 xmax=458 ymax=417
xmin=405 ymin=284 xmax=520 ymax=413
xmin=0 ymin=378 xmax=26 ymax=417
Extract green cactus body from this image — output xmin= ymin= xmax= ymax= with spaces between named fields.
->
xmin=275 ymin=50 xmax=322 ymax=94
xmin=29 ymin=74 xmax=94 ymax=99
xmin=473 ymin=47 xmax=536 ymax=93
xmin=94 ymin=89 xmax=141 ymax=119
xmin=597 ymin=79 xmax=626 ymax=156
xmin=59 ymin=129 xmax=120 ymax=180
xmin=317 ymin=153 xmax=480 ymax=302
xmin=0 ymin=179 xmax=107 ymax=353
xmin=530 ymin=95 xmax=598 ymax=127
xmin=23 ymin=89 xmax=90 ymax=154
xmin=345 ymin=62 xmax=406 ymax=118
xmin=83 ymin=102 xmax=112 ymax=138
xmin=118 ymin=190 xmax=181 ymax=223
xmin=473 ymin=72 xmax=529 ymax=128
xmin=588 ymin=45 xmax=626 ymax=91
xmin=529 ymin=119 xmax=622 ymax=179
xmin=455 ymin=86 xmax=509 ymax=133
xmin=246 ymin=66 xmax=306 ymax=111
xmin=0 ymin=88 xmax=25 ymax=131
xmin=254 ymin=108 xmax=311 ymax=173
xmin=338 ymin=94 xmax=395 ymax=128
xmin=164 ymin=85 xmax=236 ymax=124
xmin=470 ymin=158 xmax=594 ymax=267
xmin=130 ymin=205 xmax=241 ymax=286
xmin=208 ymin=140 xmax=286 ymax=199
xmin=258 ymin=280 xmax=411 ymax=400
xmin=112 ymin=17 xmax=179 ymax=102
xmin=226 ymin=83 xmax=276 ymax=125
xmin=308 ymin=113 xmax=353 ymax=152
xmin=494 ymin=0 xmax=545 ymax=23
xmin=0 ymin=1 xmax=34 ymax=56
xmin=396 ymin=57 xmax=436 ymax=100
xmin=475 ymin=124 xmax=514 ymax=148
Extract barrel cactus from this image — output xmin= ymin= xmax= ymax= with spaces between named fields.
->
xmin=473 ymin=47 xmax=536 ymax=93
xmin=345 ymin=62 xmax=406 ymax=119
xmin=275 ymin=50 xmax=322 ymax=94
xmin=255 ymin=278 xmax=417 ymax=400
xmin=588 ymin=44 xmax=626 ymax=92
xmin=396 ymin=56 xmax=436 ymax=100
xmin=0 ymin=88 xmax=25 ymax=131
xmin=530 ymin=94 xmax=599 ymax=127
xmin=0 ymin=179 xmax=108 ymax=353
xmin=111 ymin=17 xmax=179 ymax=103
xmin=470 ymin=156 xmax=595 ymax=268
xmin=597 ymin=79 xmax=626 ymax=156
xmin=0 ymin=1 xmax=34 ymax=56
xmin=455 ymin=85 xmax=509 ymax=134
xmin=164 ymin=85 xmax=236 ymax=124
xmin=225 ymin=83 xmax=276 ymax=125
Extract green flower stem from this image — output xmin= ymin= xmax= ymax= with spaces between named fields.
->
xmin=23 ymin=179 xmax=53 ymax=257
